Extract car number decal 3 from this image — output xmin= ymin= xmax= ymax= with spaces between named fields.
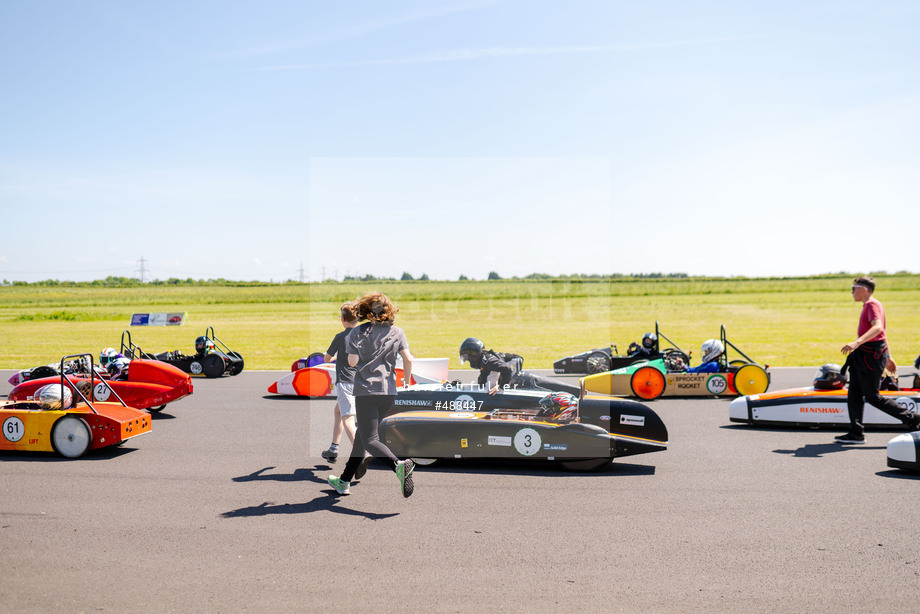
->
xmin=514 ymin=427 xmax=541 ymax=456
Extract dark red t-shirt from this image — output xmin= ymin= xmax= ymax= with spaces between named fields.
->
xmin=858 ymin=297 xmax=886 ymax=342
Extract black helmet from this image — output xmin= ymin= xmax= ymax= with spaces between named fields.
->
xmin=642 ymin=332 xmax=657 ymax=350
xmin=195 ymin=336 xmax=214 ymax=355
xmin=459 ymin=337 xmax=485 ymax=368
xmin=814 ymin=363 xmax=847 ymax=390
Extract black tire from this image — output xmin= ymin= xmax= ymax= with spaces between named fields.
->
xmin=51 ymin=416 xmax=92 ymax=458
xmin=29 ymin=366 xmax=58 ymax=380
xmin=203 ymin=354 xmax=225 ymax=378
xmin=148 ymin=405 xmax=167 ymax=413
xmin=914 ymin=354 xmax=920 ymax=370
xmin=585 ymin=352 xmax=611 ymax=374
xmin=227 ymin=352 xmax=244 ymax=375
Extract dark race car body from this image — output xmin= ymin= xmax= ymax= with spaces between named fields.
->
xmin=122 ymin=327 xmax=244 ymax=378
xmin=379 ymin=390 xmax=668 ymax=471
xmin=553 ymin=322 xmax=689 ymax=375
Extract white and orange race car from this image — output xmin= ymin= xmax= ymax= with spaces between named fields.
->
xmin=267 ymin=355 xmax=450 ymax=397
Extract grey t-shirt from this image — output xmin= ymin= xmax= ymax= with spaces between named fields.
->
xmin=345 ymin=322 xmax=409 ymax=396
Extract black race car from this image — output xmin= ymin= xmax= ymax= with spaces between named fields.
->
xmin=380 ymin=385 xmax=668 ymax=471
xmin=553 ymin=321 xmax=689 ymax=374
xmin=122 ymin=327 xmax=244 ymax=378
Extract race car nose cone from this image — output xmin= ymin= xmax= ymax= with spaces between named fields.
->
xmin=887 ymin=432 xmax=920 ymax=471
xmin=728 ymin=396 xmax=749 ymax=422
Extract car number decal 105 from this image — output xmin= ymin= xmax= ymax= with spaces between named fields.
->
xmin=706 ymin=375 xmax=728 ymax=395
xmin=3 ymin=417 xmax=25 ymax=442
xmin=514 ymin=428 xmax=541 ymax=456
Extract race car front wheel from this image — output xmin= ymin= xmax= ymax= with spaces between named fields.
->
xmin=51 ymin=416 xmax=92 ymax=458
xmin=630 ymin=366 xmax=666 ymax=400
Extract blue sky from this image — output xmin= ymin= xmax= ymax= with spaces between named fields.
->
xmin=1 ymin=1 xmax=918 ymax=282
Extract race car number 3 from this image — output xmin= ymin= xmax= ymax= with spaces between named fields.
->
xmin=514 ymin=427 xmax=541 ymax=456
xmin=3 ymin=417 xmax=25 ymax=442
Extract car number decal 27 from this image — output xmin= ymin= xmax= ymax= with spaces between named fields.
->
xmin=93 ymin=383 xmax=111 ymax=402
xmin=514 ymin=427 xmax=541 ymax=456
xmin=706 ymin=375 xmax=728 ymax=395
xmin=3 ymin=417 xmax=25 ymax=442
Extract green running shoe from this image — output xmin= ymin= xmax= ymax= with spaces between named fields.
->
xmin=395 ymin=459 xmax=415 ymax=498
xmin=327 ymin=475 xmax=350 ymax=495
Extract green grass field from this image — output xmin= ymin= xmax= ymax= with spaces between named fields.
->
xmin=1 ymin=275 xmax=918 ymax=370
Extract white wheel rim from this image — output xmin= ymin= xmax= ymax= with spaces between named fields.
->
xmin=53 ymin=417 xmax=91 ymax=458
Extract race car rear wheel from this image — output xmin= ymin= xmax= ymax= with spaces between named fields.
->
xmin=149 ymin=405 xmax=167 ymax=413
xmin=630 ymin=366 xmax=666 ymax=400
xmin=51 ymin=416 xmax=92 ymax=458
xmin=585 ymin=352 xmax=611 ymax=374
xmin=733 ymin=364 xmax=769 ymax=396
xmin=227 ymin=352 xmax=245 ymax=375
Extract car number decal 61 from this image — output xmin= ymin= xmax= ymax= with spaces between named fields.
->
xmin=514 ymin=427 xmax=541 ymax=456
xmin=3 ymin=417 xmax=25 ymax=442
xmin=706 ymin=375 xmax=728 ymax=395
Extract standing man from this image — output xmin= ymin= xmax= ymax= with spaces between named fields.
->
xmin=835 ymin=276 xmax=920 ymax=444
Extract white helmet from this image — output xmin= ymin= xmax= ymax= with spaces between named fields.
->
xmin=34 ymin=383 xmax=73 ymax=410
xmin=700 ymin=339 xmax=724 ymax=363
xmin=100 ymin=347 xmax=119 ymax=366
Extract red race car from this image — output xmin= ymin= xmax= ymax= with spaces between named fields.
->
xmin=7 ymin=353 xmax=193 ymax=414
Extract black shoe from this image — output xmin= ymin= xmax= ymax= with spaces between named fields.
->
xmin=354 ymin=455 xmax=372 ymax=480
xmin=834 ymin=432 xmax=865 ymax=444
xmin=908 ymin=413 xmax=920 ymax=432
xmin=321 ymin=448 xmax=338 ymax=463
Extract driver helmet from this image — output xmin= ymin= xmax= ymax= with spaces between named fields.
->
xmin=459 ymin=337 xmax=485 ymax=368
xmin=99 ymin=347 xmax=119 ymax=367
xmin=538 ymin=392 xmax=578 ymax=422
xmin=195 ymin=336 xmax=215 ymax=355
xmin=106 ymin=356 xmax=130 ymax=379
xmin=814 ymin=363 xmax=847 ymax=390
xmin=700 ymin=339 xmax=724 ymax=364
xmin=34 ymin=383 xmax=73 ymax=410
xmin=641 ymin=332 xmax=657 ymax=350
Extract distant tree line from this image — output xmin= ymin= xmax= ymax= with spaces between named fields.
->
xmin=2 ymin=270 xmax=914 ymax=288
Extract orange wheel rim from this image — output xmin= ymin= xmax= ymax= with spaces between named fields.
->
xmin=633 ymin=367 xmax=665 ymax=400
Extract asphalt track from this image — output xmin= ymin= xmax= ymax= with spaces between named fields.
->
xmin=1 ymin=367 xmax=918 ymax=613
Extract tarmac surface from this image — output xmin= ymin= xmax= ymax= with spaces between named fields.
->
xmin=1 ymin=366 xmax=918 ymax=613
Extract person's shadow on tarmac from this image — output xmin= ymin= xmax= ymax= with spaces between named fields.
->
xmin=221 ymin=465 xmax=399 ymax=521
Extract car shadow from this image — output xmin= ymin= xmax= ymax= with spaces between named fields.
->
xmin=774 ymin=444 xmax=887 ymax=458
xmin=0 ymin=445 xmax=140 ymax=462
xmin=355 ymin=458 xmax=656 ymax=477
xmin=875 ymin=469 xmax=920 ymax=480
xmin=260 ymin=395 xmax=328 ymax=402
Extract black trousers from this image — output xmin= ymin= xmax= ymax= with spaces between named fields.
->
xmin=340 ymin=395 xmax=399 ymax=482
xmin=846 ymin=342 xmax=911 ymax=435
